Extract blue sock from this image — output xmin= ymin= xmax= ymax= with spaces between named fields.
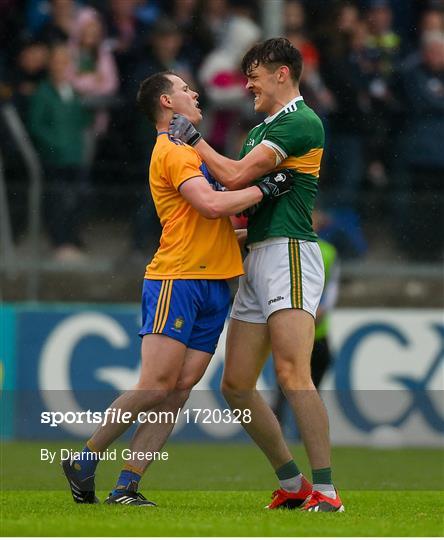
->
xmin=74 ymin=444 xmax=99 ymax=480
xmin=112 ymin=468 xmax=142 ymax=496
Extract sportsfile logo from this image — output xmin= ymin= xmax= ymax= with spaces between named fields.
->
xmin=268 ymin=295 xmax=284 ymax=305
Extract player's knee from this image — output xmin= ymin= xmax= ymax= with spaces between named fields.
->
xmin=221 ymin=377 xmax=249 ymax=402
xmin=174 ymin=378 xmax=193 ymax=393
xmin=275 ymin=362 xmax=314 ymax=391
xmin=135 ymin=375 xmax=177 ymax=403
xmin=132 ymin=387 xmax=171 ymax=409
xmin=170 ymin=385 xmax=192 ymax=408
xmin=221 ymin=375 xmax=236 ymax=397
xmin=175 ymin=372 xmax=200 ymax=393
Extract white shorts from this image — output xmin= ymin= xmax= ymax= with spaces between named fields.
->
xmin=231 ymin=237 xmax=324 ymax=323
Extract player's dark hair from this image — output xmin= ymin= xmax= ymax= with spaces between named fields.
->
xmin=241 ymin=38 xmax=303 ymax=82
xmin=137 ymin=71 xmax=175 ymax=123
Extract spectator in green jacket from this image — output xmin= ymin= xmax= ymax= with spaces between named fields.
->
xmin=28 ymin=43 xmax=92 ymax=261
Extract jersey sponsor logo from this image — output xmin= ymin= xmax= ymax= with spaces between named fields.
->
xmin=268 ymin=295 xmax=285 ymax=305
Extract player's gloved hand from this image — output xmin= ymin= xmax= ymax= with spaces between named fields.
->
xmin=257 ymin=169 xmax=295 ymax=199
xmin=169 ymin=114 xmax=202 ymax=146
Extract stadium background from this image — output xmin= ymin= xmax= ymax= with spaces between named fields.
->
xmin=0 ymin=0 xmax=443 ymax=536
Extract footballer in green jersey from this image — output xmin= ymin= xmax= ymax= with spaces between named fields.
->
xmin=169 ymin=37 xmax=344 ymax=513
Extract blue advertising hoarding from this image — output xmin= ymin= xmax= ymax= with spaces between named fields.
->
xmin=2 ymin=304 xmax=443 ymax=445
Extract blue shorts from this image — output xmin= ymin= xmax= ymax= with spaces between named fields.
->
xmin=139 ymin=279 xmax=231 ymax=354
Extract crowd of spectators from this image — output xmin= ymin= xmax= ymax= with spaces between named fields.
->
xmin=1 ymin=0 xmax=443 ymax=262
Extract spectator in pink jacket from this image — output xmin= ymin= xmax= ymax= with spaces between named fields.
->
xmin=68 ymin=8 xmax=119 ymax=99
xmin=68 ymin=8 xmax=119 ymax=139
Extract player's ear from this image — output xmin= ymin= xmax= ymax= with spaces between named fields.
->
xmin=160 ymin=93 xmax=173 ymax=110
xmin=277 ymin=65 xmax=290 ymax=83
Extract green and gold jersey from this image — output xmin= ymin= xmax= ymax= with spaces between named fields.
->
xmin=240 ymin=96 xmax=324 ymax=245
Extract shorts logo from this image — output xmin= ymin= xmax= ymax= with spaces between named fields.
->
xmin=172 ymin=316 xmax=185 ymax=332
xmin=274 ymin=172 xmax=286 ymax=182
xmin=268 ymin=295 xmax=285 ymax=306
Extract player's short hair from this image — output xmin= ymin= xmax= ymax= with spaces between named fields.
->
xmin=241 ymin=37 xmax=303 ymax=82
xmin=137 ymin=71 xmax=175 ymax=123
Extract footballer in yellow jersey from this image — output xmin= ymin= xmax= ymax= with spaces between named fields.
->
xmin=62 ymin=70 xmax=293 ymax=507
xmin=140 ymin=130 xmax=244 ymax=352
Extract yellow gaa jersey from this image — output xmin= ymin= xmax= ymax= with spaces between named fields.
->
xmin=145 ymin=133 xmax=244 ymax=280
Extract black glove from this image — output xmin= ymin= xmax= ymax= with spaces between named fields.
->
xmin=169 ymin=113 xmax=202 ymax=146
xmin=257 ymin=169 xmax=294 ymax=199
xmin=237 ymin=203 xmax=260 ymax=218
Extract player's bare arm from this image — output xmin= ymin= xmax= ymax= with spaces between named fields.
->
xmin=179 ymin=172 xmax=292 ymax=218
xmin=179 ymin=176 xmax=263 ymax=218
xmin=169 ymin=114 xmax=280 ymax=190
xmin=198 ymin=138 xmax=282 ymax=190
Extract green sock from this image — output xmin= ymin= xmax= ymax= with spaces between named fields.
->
xmin=312 ymin=467 xmax=332 ymax=485
xmin=276 ymin=460 xmax=301 ymax=480
xmin=276 ymin=460 xmax=302 ymax=492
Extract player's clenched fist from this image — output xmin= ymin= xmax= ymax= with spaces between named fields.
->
xmin=257 ymin=169 xmax=295 ymax=199
xmin=169 ymin=113 xmax=202 ymax=146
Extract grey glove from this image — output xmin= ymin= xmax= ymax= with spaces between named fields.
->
xmin=169 ymin=114 xmax=202 ymax=146
xmin=257 ymin=169 xmax=295 ymax=199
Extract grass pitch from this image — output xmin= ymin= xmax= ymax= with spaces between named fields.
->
xmin=2 ymin=490 xmax=443 ymax=537
xmin=1 ymin=442 xmax=443 ymax=536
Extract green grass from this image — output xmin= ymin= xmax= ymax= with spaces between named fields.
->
xmin=1 ymin=490 xmax=443 ymax=536
xmin=1 ymin=442 xmax=443 ymax=536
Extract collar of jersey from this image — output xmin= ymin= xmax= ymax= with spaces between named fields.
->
xmin=263 ymin=95 xmax=304 ymax=124
xmin=157 ymin=131 xmax=169 ymax=136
